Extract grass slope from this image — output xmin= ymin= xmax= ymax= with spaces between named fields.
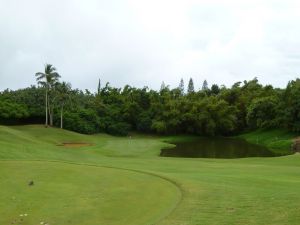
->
xmin=240 ymin=129 xmax=297 ymax=154
xmin=1 ymin=125 xmax=300 ymax=225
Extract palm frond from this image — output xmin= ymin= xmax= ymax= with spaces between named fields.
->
xmin=37 ymin=81 xmax=47 ymax=87
xmin=36 ymin=64 xmax=60 ymax=89
xmin=35 ymin=72 xmax=45 ymax=80
xmin=44 ymin=64 xmax=57 ymax=74
xmin=50 ymin=72 xmax=61 ymax=79
xmin=35 ymin=72 xmax=45 ymax=76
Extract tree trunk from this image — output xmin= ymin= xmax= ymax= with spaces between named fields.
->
xmin=50 ymin=107 xmax=53 ymax=126
xmin=50 ymin=108 xmax=53 ymax=126
xmin=48 ymin=96 xmax=53 ymax=126
xmin=60 ymin=105 xmax=63 ymax=129
xmin=45 ymin=89 xmax=48 ymax=128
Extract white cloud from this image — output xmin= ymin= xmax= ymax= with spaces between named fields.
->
xmin=0 ymin=0 xmax=300 ymax=91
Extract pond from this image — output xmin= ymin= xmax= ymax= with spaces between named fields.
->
xmin=160 ymin=137 xmax=284 ymax=158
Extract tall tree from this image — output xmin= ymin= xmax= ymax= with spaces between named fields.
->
xmin=97 ymin=78 xmax=101 ymax=96
xmin=57 ymin=82 xmax=72 ymax=129
xmin=35 ymin=64 xmax=60 ymax=127
xmin=202 ymin=80 xmax=209 ymax=91
xmin=187 ymin=78 xmax=194 ymax=94
xmin=179 ymin=78 xmax=184 ymax=95
xmin=211 ymin=84 xmax=220 ymax=95
xmin=160 ymin=81 xmax=166 ymax=91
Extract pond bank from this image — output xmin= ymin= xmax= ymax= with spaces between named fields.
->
xmin=239 ymin=129 xmax=297 ymax=155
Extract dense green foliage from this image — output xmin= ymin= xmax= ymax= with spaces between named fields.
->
xmin=0 ymin=86 xmax=44 ymax=124
xmin=1 ymin=73 xmax=300 ymax=136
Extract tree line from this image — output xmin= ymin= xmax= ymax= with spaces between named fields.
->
xmin=1 ymin=64 xmax=300 ymax=136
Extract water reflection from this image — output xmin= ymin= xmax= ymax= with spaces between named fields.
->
xmin=160 ymin=138 xmax=284 ymax=158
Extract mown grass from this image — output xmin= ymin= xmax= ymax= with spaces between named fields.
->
xmin=0 ymin=125 xmax=300 ymax=225
xmin=0 ymin=161 xmax=179 ymax=225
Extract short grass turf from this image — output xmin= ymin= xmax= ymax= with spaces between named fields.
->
xmin=1 ymin=125 xmax=300 ymax=225
xmin=0 ymin=161 xmax=179 ymax=225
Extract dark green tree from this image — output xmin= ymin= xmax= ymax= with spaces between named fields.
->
xmin=281 ymin=79 xmax=300 ymax=131
xmin=97 ymin=78 xmax=101 ymax=96
xmin=179 ymin=78 xmax=184 ymax=95
xmin=211 ymin=84 xmax=220 ymax=95
xmin=202 ymin=79 xmax=209 ymax=91
xmin=160 ymin=81 xmax=166 ymax=91
xmin=247 ymin=96 xmax=279 ymax=129
xmin=187 ymin=78 xmax=194 ymax=94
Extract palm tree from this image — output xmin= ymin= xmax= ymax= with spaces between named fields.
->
xmin=56 ymin=82 xmax=72 ymax=129
xmin=35 ymin=64 xmax=60 ymax=127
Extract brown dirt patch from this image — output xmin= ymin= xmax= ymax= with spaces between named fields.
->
xmin=57 ymin=142 xmax=93 ymax=148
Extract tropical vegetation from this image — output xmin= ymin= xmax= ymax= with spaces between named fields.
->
xmin=1 ymin=64 xmax=300 ymax=137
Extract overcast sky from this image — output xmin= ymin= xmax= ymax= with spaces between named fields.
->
xmin=1 ymin=0 xmax=300 ymax=91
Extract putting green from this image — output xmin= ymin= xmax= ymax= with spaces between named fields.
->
xmin=0 ymin=161 xmax=180 ymax=225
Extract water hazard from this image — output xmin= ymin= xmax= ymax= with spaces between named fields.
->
xmin=160 ymin=137 xmax=284 ymax=158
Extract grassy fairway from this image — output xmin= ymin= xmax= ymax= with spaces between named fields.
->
xmin=0 ymin=161 xmax=179 ymax=225
xmin=1 ymin=125 xmax=300 ymax=225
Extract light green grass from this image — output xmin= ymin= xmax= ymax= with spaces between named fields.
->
xmin=1 ymin=125 xmax=300 ymax=225
xmin=0 ymin=161 xmax=179 ymax=225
